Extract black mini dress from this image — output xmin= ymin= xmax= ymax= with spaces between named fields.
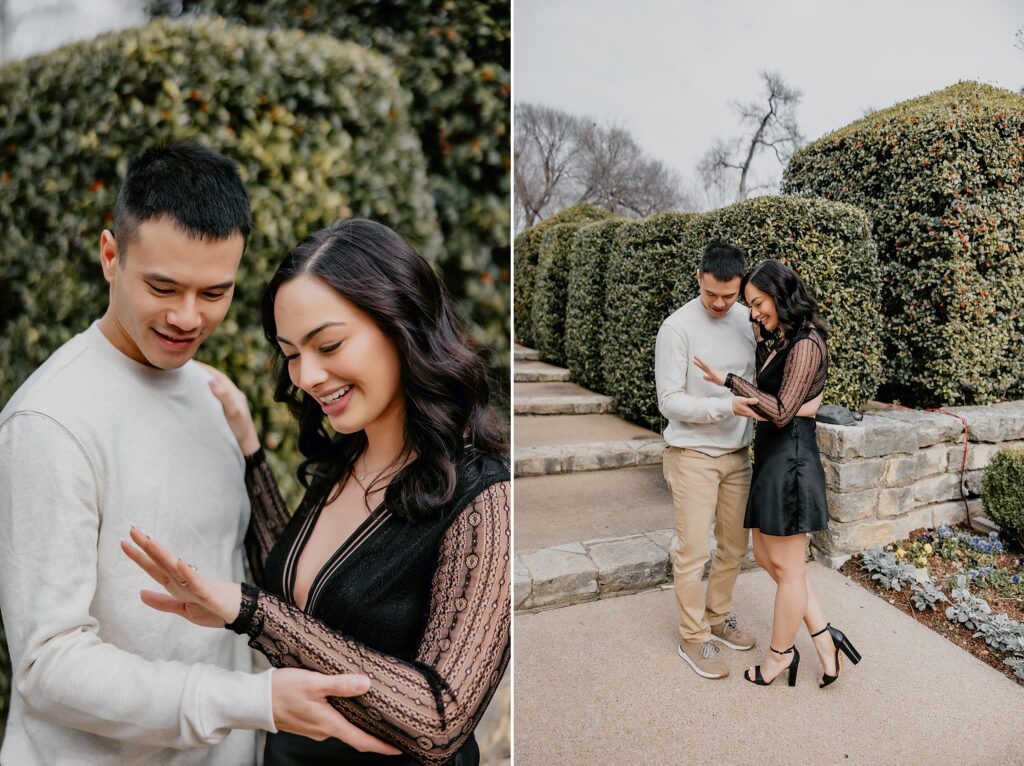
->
xmin=725 ymin=326 xmax=829 ymax=536
xmin=226 ymin=448 xmax=511 ymax=765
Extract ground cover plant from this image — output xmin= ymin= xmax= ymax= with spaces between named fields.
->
xmin=841 ymin=523 xmax=1024 ymax=687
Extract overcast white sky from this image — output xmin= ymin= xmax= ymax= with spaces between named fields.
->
xmin=514 ymin=0 xmax=1024 ymax=202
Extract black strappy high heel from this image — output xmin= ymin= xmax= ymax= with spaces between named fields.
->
xmin=810 ymin=623 xmax=862 ymax=688
xmin=743 ymin=644 xmax=799 ymax=686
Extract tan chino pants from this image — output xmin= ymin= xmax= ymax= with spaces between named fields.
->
xmin=662 ymin=445 xmax=751 ymax=644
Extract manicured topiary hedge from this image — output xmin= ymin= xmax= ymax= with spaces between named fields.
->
xmin=0 ymin=18 xmax=440 ymax=494
xmin=983 ymin=447 xmax=1024 ymax=547
xmin=783 ymin=81 xmax=1024 ymax=407
xmin=565 ymin=218 xmax=627 ymax=392
xmin=533 ymin=224 xmax=586 ymax=366
xmin=513 ymin=203 xmax=610 ymax=347
xmin=674 ymin=196 xmax=883 ymax=412
xmin=150 ymin=0 xmax=511 ymax=366
xmin=604 ymin=212 xmax=697 ymax=430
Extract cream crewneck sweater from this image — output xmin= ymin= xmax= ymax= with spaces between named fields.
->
xmin=655 ymin=298 xmax=757 ymax=456
xmin=0 ymin=322 xmax=275 ymax=765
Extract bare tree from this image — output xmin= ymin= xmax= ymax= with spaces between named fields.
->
xmin=698 ymin=70 xmax=804 ymax=203
xmin=515 ymin=103 xmax=690 ymax=229
xmin=514 ymin=103 xmax=584 ymax=230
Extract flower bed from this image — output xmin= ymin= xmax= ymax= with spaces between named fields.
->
xmin=840 ymin=524 xmax=1024 ymax=687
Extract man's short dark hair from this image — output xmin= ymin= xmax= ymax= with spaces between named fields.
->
xmin=698 ymin=241 xmax=747 ymax=283
xmin=113 ymin=141 xmax=252 ymax=259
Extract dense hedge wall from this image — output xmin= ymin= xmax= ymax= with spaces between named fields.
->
xmin=604 ymin=212 xmax=696 ymax=430
xmin=783 ymin=81 xmax=1024 ymax=407
xmin=674 ymin=196 xmax=883 ymax=411
xmin=150 ymin=0 xmax=511 ymax=366
xmin=0 ymin=19 xmax=440 ymax=495
xmin=513 ymin=203 xmax=610 ymax=347
xmin=565 ymin=218 xmax=627 ymax=392
xmin=532 ymin=224 xmax=585 ymax=366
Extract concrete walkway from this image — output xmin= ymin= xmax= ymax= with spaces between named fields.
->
xmin=514 ymin=563 xmax=1024 ymax=765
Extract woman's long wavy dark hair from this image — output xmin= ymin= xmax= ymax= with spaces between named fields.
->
xmin=741 ymin=259 xmax=829 ymax=342
xmin=261 ymin=218 xmax=507 ymax=522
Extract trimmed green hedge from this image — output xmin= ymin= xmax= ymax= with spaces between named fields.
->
xmin=150 ymin=0 xmax=511 ymax=367
xmin=604 ymin=212 xmax=697 ymax=430
xmin=533 ymin=224 xmax=584 ymax=366
xmin=674 ymin=196 xmax=883 ymax=411
xmin=513 ymin=203 xmax=610 ymax=347
xmin=0 ymin=18 xmax=440 ymax=496
xmin=783 ymin=81 xmax=1024 ymax=407
xmin=983 ymin=447 xmax=1024 ymax=547
xmin=565 ymin=218 xmax=627 ymax=392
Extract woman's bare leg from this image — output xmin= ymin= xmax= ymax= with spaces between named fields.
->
xmin=751 ymin=529 xmax=835 ymax=675
xmin=747 ymin=532 xmax=808 ymax=682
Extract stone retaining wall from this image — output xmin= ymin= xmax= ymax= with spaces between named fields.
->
xmin=812 ymin=400 xmax=1024 ymax=564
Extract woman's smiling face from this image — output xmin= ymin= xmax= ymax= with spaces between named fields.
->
xmin=274 ymin=274 xmax=405 ymax=437
xmin=745 ymin=282 xmax=779 ymax=332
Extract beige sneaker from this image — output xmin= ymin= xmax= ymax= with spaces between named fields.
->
xmin=677 ymin=640 xmax=729 ymax=679
xmin=710 ymin=615 xmax=757 ymax=650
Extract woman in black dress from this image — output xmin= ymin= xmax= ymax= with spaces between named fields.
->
xmin=695 ymin=259 xmax=861 ymax=689
xmin=124 ymin=218 xmax=510 ymax=764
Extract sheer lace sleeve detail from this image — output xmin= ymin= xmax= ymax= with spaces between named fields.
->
xmin=229 ymin=480 xmax=511 ymax=765
xmin=726 ymin=333 xmax=826 ymax=428
xmin=243 ymin=447 xmax=291 ymax=588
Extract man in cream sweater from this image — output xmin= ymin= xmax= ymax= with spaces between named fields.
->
xmin=0 ymin=143 xmax=393 ymax=764
xmin=655 ymin=241 xmax=760 ymax=680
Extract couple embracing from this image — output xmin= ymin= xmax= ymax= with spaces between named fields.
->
xmin=655 ymin=242 xmax=862 ymax=687
xmin=0 ymin=142 xmax=509 ymax=765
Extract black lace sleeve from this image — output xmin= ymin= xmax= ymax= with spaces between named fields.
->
xmin=228 ymin=480 xmax=511 ymax=765
xmin=725 ymin=333 xmax=826 ymax=428
xmin=243 ymin=448 xmax=292 ymax=589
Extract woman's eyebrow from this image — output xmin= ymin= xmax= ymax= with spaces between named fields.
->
xmin=276 ymin=321 xmax=347 ymax=347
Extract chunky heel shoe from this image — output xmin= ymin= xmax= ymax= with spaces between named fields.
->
xmin=743 ymin=645 xmax=799 ymax=687
xmin=810 ymin=623 xmax=862 ymax=688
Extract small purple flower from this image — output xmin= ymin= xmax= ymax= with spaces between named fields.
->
xmin=1012 ymin=574 xmax=1022 ymax=585
xmin=920 ymin=533 xmax=934 ymax=543
xmin=988 ymin=531 xmax=1000 ymax=541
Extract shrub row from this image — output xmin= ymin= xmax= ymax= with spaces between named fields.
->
xmin=513 ymin=203 xmax=610 ymax=347
xmin=564 ymin=218 xmax=627 ymax=392
xmin=783 ymin=81 xmax=1024 ymax=407
xmin=150 ymin=0 xmax=512 ymax=366
xmin=0 ymin=19 xmax=440 ymax=500
xmin=532 ymin=224 xmax=582 ymax=366
xmin=523 ymin=197 xmax=882 ymax=432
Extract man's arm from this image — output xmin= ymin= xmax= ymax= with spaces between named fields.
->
xmin=0 ymin=411 xmax=276 ymax=747
xmin=655 ymin=324 xmax=739 ymax=424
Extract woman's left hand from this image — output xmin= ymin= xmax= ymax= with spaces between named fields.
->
xmin=693 ymin=355 xmax=727 ymax=387
xmin=121 ymin=526 xmax=242 ymax=628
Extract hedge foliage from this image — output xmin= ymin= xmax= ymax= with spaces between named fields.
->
xmin=604 ymin=212 xmax=696 ymax=430
xmin=565 ymin=218 xmax=627 ymax=392
xmin=150 ymin=0 xmax=511 ymax=365
xmin=532 ymin=224 xmax=586 ymax=366
xmin=783 ymin=81 xmax=1024 ymax=407
xmin=983 ymin=447 xmax=1024 ymax=548
xmin=0 ymin=18 xmax=440 ymax=498
xmin=513 ymin=203 xmax=610 ymax=347
xmin=674 ymin=196 xmax=883 ymax=412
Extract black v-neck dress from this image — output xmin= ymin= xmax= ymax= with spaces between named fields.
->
xmin=725 ymin=326 xmax=829 ymax=536
xmin=227 ymin=448 xmax=511 ymax=765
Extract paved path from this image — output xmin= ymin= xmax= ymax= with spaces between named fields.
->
xmin=514 ymin=563 xmax=1024 ymax=765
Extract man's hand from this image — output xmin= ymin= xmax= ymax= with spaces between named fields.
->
xmin=732 ymin=396 xmax=766 ymax=421
xmin=271 ymin=668 xmax=401 ymax=754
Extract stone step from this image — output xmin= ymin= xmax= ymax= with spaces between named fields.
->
xmin=515 ymin=413 xmax=659 ymax=449
xmin=513 ymin=344 xmax=540 ymax=361
xmin=514 ymin=437 xmax=664 ymax=477
xmin=514 ymin=465 xmax=673 ymax=550
xmin=514 ymin=528 xmax=760 ymax=613
xmin=514 ymin=360 xmax=572 ymax=383
xmin=514 ymin=381 xmax=612 ymax=416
